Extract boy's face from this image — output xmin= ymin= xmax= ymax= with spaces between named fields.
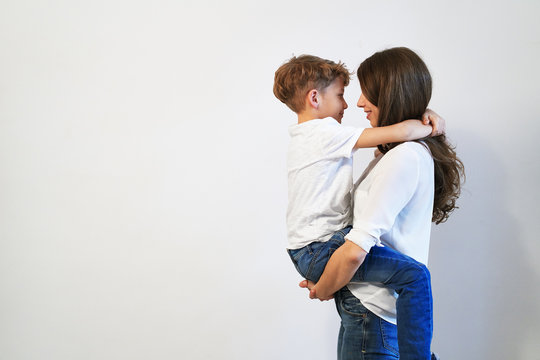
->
xmin=318 ymin=78 xmax=348 ymax=123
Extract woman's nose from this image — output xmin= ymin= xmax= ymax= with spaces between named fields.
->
xmin=357 ymin=93 xmax=365 ymax=107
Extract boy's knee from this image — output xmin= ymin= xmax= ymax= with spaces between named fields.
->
xmin=400 ymin=260 xmax=430 ymax=285
xmin=412 ymin=262 xmax=431 ymax=285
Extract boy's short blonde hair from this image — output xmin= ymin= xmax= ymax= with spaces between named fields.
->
xmin=273 ymin=55 xmax=350 ymax=113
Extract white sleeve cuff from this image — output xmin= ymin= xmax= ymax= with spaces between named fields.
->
xmin=345 ymin=228 xmax=381 ymax=253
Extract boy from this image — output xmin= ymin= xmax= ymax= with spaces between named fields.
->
xmin=273 ymin=55 xmax=440 ymax=360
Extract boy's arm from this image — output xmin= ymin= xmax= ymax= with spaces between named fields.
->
xmin=353 ymin=109 xmax=446 ymax=150
xmin=353 ymin=120 xmax=431 ymax=149
xmin=422 ymin=109 xmax=446 ymax=136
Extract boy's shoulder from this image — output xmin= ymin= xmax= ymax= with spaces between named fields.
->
xmin=289 ymin=118 xmax=364 ymax=161
xmin=289 ymin=117 xmax=356 ymax=136
xmin=290 ymin=117 xmax=332 ymax=128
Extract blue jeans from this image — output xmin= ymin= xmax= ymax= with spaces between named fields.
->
xmin=288 ymin=226 xmax=432 ymax=360
xmin=336 ymin=287 xmax=398 ymax=360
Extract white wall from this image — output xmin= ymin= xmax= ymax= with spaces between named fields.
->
xmin=1 ymin=1 xmax=539 ymax=359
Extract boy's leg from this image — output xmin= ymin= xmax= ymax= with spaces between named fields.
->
xmin=350 ymin=245 xmax=433 ymax=360
xmin=287 ymin=226 xmax=350 ymax=282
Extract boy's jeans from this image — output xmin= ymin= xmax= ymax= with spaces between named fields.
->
xmin=287 ymin=226 xmax=432 ymax=360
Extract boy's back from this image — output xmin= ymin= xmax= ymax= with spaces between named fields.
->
xmin=273 ymin=54 xmax=360 ymax=250
xmin=287 ymin=118 xmax=363 ymax=250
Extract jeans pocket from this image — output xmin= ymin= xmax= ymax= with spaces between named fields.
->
xmin=290 ymin=243 xmax=324 ymax=281
xmin=289 ymin=246 xmax=307 ymax=262
xmin=379 ymin=317 xmax=399 ymax=356
xmin=287 ymin=248 xmax=308 ymax=277
xmin=338 ymin=289 xmax=368 ymax=317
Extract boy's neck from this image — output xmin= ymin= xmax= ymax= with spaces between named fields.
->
xmin=297 ymin=111 xmax=321 ymax=124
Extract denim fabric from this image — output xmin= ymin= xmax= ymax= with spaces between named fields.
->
xmin=288 ymin=226 xmax=352 ymax=283
xmin=288 ymin=226 xmax=432 ymax=360
xmin=336 ymin=288 xmax=398 ymax=360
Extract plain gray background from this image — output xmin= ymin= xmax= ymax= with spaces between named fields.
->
xmin=1 ymin=0 xmax=539 ymax=359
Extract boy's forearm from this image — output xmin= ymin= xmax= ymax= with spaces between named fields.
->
xmin=314 ymin=241 xmax=367 ymax=299
xmin=353 ymin=120 xmax=431 ymax=149
xmin=394 ymin=120 xmax=432 ymax=141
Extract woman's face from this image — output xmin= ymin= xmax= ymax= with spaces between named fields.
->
xmin=357 ymin=92 xmax=379 ymax=127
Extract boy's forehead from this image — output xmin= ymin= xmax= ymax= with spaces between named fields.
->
xmin=330 ymin=77 xmax=347 ymax=89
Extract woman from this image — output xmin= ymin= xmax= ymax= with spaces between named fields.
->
xmin=307 ymin=47 xmax=464 ymax=359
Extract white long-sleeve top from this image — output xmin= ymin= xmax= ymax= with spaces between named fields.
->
xmin=346 ymin=141 xmax=434 ymax=324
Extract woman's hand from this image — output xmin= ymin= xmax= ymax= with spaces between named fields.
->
xmin=299 ymin=279 xmax=334 ymax=301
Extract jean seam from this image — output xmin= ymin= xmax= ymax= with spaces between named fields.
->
xmin=419 ymin=262 xmax=434 ymax=337
xmin=334 ymin=225 xmax=352 ymax=239
xmin=306 ymin=244 xmax=324 ymax=280
xmin=290 ymin=246 xmax=308 ymax=262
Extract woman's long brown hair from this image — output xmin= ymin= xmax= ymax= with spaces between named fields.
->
xmin=357 ymin=47 xmax=465 ymax=224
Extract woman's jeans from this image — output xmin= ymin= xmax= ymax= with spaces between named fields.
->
xmin=288 ymin=226 xmax=432 ymax=360
xmin=336 ymin=287 xmax=398 ymax=359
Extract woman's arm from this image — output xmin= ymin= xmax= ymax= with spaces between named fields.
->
xmin=306 ymin=240 xmax=367 ymax=300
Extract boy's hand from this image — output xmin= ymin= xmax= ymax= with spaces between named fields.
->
xmin=299 ymin=279 xmax=334 ymax=301
xmin=422 ymin=108 xmax=445 ymax=137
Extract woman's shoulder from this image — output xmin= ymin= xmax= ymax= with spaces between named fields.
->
xmin=386 ymin=141 xmax=423 ymax=158
xmin=389 ymin=141 xmax=431 ymax=159
xmin=376 ymin=142 xmax=432 ymax=172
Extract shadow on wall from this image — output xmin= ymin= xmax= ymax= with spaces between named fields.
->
xmin=429 ymin=130 xmax=540 ymax=359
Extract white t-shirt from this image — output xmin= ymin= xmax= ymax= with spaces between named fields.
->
xmin=286 ymin=118 xmax=365 ymax=250
xmin=346 ymin=141 xmax=434 ymax=324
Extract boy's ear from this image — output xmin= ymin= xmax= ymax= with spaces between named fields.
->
xmin=306 ymin=89 xmax=319 ymax=109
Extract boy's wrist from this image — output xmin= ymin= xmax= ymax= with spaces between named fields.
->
xmin=404 ymin=119 xmax=432 ymax=140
